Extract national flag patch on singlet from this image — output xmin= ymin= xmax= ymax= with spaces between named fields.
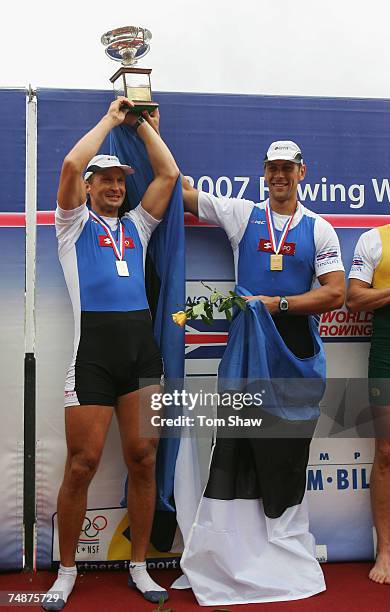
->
xmin=98 ymin=235 xmax=135 ymax=248
xmin=258 ymin=239 xmax=296 ymax=255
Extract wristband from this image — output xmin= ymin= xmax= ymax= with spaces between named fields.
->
xmin=134 ymin=115 xmax=145 ymax=131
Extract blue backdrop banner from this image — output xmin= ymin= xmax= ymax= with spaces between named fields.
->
xmin=32 ymin=89 xmax=389 ymax=567
xmin=0 ymin=88 xmax=26 ymax=571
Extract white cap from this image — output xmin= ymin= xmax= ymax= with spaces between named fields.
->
xmin=84 ymin=154 xmax=134 ymax=180
xmin=264 ymin=140 xmax=303 ymax=164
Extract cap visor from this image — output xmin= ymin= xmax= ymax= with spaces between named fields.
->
xmin=119 ymin=164 xmax=135 ymax=175
xmin=264 ymin=154 xmax=302 ymax=163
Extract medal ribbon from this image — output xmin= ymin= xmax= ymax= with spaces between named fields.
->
xmin=89 ymin=211 xmax=125 ymax=261
xmin=265 ymin=200 xmax=297 ymax=255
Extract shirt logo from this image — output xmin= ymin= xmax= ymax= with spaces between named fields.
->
xmin=351 ymin=256 xmax=364 ymax=267
xmin=258 ymin=238 xmax=296 ymax=255
xmin=98 ymin=235 xmax=135 ymax=249
xmin=316 ymin=249 xmax=338 ymax=262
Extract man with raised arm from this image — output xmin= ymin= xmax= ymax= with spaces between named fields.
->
xmin=347 ymin=227 xmax=390 ymax=585
xmin=43 ymin=97 xmax=179 ymax=610
xmin=178 ymin=140 xmax=345 ymax=605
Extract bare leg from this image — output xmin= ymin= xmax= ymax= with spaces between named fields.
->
xmin=116 ymin=385 xmax=168 ymax=603
xmin=116 ymin=385 xmax=160 ymax=561
xmin=57 ymin=405 xmax=113 ymax=566
xmin=43 ymin=405 xmax=114 ymax=610
xmin=369 ymin=427 xmax=390 ymax=584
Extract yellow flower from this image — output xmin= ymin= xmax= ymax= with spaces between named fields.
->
xmin=172 ymin=311 xmax=187 ymax=327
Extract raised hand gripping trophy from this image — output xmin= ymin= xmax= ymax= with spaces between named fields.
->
xmin=101 ymin=26 xmax=158 ymax=114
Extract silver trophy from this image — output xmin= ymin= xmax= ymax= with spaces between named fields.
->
xmin=101 ymin=26 xmax=158 ymax=114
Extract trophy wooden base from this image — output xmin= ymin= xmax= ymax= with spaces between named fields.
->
xmin=121 ymin=101 xmax=159 ymax=115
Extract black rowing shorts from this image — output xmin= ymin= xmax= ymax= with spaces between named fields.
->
xmin=64 ymin=310 xmax=163 ymax=407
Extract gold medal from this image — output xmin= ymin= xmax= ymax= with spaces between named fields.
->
xmin=270 ymin=254 xmax=283 ymax=271
xmin=265 ymin=201 xmax=297 ymax=272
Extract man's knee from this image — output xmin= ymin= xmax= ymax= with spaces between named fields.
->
xmin=65 ymin=452 xmax=101 ymax=486
xmin=375 ymin=439 xmax=390 ymax=471
xmin=126 ymin=441 xmax=158 ymax=474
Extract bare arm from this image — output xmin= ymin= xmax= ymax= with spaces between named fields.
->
xmin=346 ymin=278 xmax=390 ymax=312
xmin=128 ymin=110 xmax=179 ymax=220
xmin=244 ymin=270 xmax=345 ymax=315
xmin=139 ymin=109 xmax=198 ymax=217
xmin=182 ymin=175 xmax=199 ymax=216
xmin=57 ymin=97 xmax=135 ymax=210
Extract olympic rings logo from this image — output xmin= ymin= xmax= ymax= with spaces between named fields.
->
xmin=80 ymin=515 xmax=108 ymax=539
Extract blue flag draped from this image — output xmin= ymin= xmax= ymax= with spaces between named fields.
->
xmin=218 ymin=286 xmax=326 ymax=420
xmin=110 ymin=125 xmax=185 ymax=513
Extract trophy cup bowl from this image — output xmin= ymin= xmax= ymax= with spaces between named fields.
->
xmin=101 ymin=26 xmax=158 ymax=115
